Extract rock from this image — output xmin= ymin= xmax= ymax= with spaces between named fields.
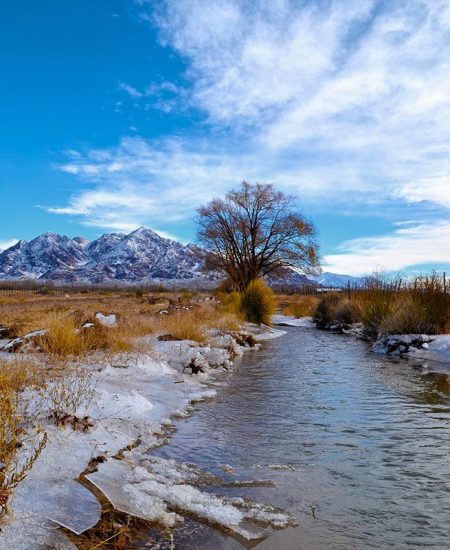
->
xmin=183 ymin=359 xmax=205 ymax=375
xmin=0 ymin=329 xmax=48 ymax=353
xmin=421 ymin=342 xmax=429 ymax=350
xmin=372 ymin=333 xmax=434 ymax=355
xmin=158 ymin=334 xmax=182 ymax=342
xmin=95 ymin=313 xmax=117 ymax=327
xmin=0 ymin=327 xmax=14 ymax=338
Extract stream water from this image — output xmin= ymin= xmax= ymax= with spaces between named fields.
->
xmin=154 ymin=327 xmax=450 ymax=549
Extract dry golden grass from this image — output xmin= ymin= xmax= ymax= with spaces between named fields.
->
xmin=312 ymin=275 xmax=450 ymax=336
xmin=0 ymin=290 xmax=240 ymax=353
xmin=281 ymin=295 xmax=319 ymax=318
xmin=236 ymin=279 xmax=276 ymax=325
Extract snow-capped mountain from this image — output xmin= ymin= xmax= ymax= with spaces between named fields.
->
xmin=311 ymin=271 xmax=367 ymax=288
xmin=0 ymin=229 xmax=366 ymax=287
xmin=0 ymin=228 xmax=211 ymax=283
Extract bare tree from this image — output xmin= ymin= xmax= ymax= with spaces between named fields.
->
xmin=196 ymin=181 xmax=320 ymax=290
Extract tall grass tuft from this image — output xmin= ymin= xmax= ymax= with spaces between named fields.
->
xmin=238 ymin=279 xmax=276 ymax=325
xmin=283 ymin=295 xmax=319 ymax=318
xmin=314 ymin=273 xmax=450 ymax=337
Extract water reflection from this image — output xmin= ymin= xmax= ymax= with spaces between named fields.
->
xmin=155 ymin=328 xmax=450 ymax=549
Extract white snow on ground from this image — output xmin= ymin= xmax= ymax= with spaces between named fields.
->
xmin=272 ymin=315 xmax=316 ymax=328
xmin=95 ymin=312 xmax=117 ymax=327
xmin=0 ymin=323 xmax=288 ymax=547
xmin=246 ymin=323 xmax=286 ymax=340
xmin=409 ymin=335 xmax=450 ymax=367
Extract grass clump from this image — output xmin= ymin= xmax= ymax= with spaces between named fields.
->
xmin=41 ymin=361 xmax=95 ymax=424
xmin=333 ymin=299 xmax=360 ymax=325
xmin=238 ymin=279 xmax=276 ymax=325
xmin=313 ymin=274 xmax=450 ymax=338
xmin=282 ymin=295 xmax=319 ymax=318
xmin=38 ymin=312 xmax=132 ymax=357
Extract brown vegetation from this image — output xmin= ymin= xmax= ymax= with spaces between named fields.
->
xmin=312 ymin=274 xmax=450 ymax=337
xmin=281 ymin=295 xmax=319 ymax=318
xmin=237 ymin=279 xmax=276 ymax=325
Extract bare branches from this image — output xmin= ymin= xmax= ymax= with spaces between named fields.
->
xmin=196 ymin=181 xmax=320 ymax=290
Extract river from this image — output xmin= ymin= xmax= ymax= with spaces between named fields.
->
xmin=154 ymin=326 xmax=450 ymax=549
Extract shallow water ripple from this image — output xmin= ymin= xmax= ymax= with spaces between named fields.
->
xmin=155 ymin=328 xmax=450 ymax=549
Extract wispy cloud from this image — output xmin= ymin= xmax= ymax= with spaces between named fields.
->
xmin=153 ymin=0 xmax=450 ymax=213
xmin=118 ymin=82 xmax=143 ymax=99
xmin=323 ymin=221 xmax=450 ymax=275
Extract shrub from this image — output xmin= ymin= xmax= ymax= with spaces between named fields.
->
xmin=238 ymin=279 xmax=276 ymax=325
xmin=333 ymin=299 xmax=360 ymax=324
xmin=42 ymin=362 xmax=95 ymax=423
xmin=313 ymin=293 xmax=341 ymax=327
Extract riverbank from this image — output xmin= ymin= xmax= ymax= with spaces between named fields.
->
xmin=0 ymin=309 xmax=290 ymax=549
xmin=272 ymin=314 xmax=450 ymax=372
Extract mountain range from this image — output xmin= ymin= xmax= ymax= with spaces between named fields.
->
xmin=0 ymin=228 xmax=209 ymax=283
xmin=0 ymin=228 xmax=365 ymax=287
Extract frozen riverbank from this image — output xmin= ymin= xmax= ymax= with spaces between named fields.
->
xmin=0 ymin=324 xmax=290 ymax=549
xmin=272 ymin=315 xmax=450 ymax=372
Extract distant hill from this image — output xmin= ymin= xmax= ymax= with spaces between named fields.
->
xmin=311 ymin=271 xmax=368 ymax=288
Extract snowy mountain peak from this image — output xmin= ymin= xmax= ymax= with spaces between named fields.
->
xmin=312 ymin=272 xmax=367 ymax=288
xmin=0 ymin=227 xmax=210 ymax=283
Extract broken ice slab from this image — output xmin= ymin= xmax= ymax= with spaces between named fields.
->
xmin=86 ymin=459 xmax=182 ymax=528
xmin=87 ymin=455 xmax=294 ymax=542
xmin=12 ymin=479 xmax=102 ymax=535
xmin=0 ymin=511 xmax=77 ymax=550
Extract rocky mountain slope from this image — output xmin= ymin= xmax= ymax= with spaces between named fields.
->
xmin=0 ymin=228 xmax=210 ymax=283
xmin=0 ymin=228 xmax=366 ymax=286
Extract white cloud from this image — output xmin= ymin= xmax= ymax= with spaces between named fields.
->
xmin=0 ymin=239 xmax=19 ymax=252
xmin=51 ymin=137 xmax=251 ymax=232
xmin=151 ymin=0 xmax=450 ymax=213
xmin=51 ymin=135 xmax=391 ymax=233
xmin=118 ymin=82 xmax=143 ymax=99
xmin=323 ymin=221 xmax=450 ymax=275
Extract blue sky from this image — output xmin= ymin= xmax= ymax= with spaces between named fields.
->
xmin=1 ymin=0 xmax=449 ymax=275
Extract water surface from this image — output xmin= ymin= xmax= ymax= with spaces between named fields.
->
xmin=155 ymin=327 xmax=450 ymax=549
